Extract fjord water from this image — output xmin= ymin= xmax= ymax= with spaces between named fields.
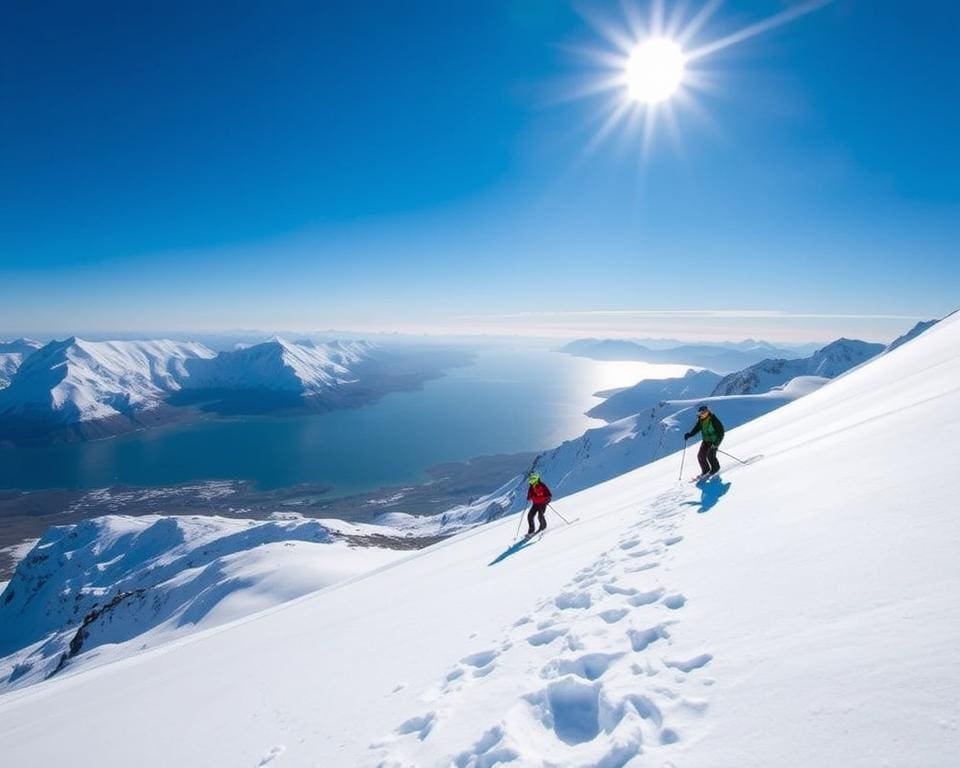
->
xmin=0 ymin=348 xmax=690 ymax=494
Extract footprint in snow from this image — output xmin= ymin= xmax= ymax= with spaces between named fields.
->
xmin=461 ymin=649 xmax=498 ymax=668
xmin=625 ymin=561 xmax=659 ymax=573
xmin=395 ymin=711 xmax=437 ymax=741
xmin=257 ymin=745 xmax=285 ymax=766
xmin=598 ymin=607 xmax=629 ymax=623
xmin=541 ymin=652 xmax=623 ymax=682
xmin=628 ymin=624 xmax=670 ymax=652
xmin=661 ymin=593 xmax=687 ymax=610
xmin=452 ymin=725 xmax=520 ymax=767
xmin=526 ymin=627 xmax=568 ymax=646
xmin=375 ymin=479 xmax=710 ymax=768
xmin=665 ymin=654 xmax=713 ymax=673
xmin=554 ymin=590 xmax=592 ymax=610
xmin=628 ymin=588 xmax=665 ymax=607
xmin=603 ymin=583 xmax=638 ymax=597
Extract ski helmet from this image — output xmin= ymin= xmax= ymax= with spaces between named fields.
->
xmin=528 ymin=472 xmax=540 ymax=485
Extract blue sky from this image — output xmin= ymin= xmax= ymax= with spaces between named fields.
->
xmin=2 ymin=0 xmax=957 ymax=342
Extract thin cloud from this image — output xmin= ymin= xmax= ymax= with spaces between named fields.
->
xmin=458 ymin=310 xmax=927 ymax=321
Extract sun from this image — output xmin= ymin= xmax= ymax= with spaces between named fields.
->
xmin=566 ymin=0 xmax=835 ymax=159
xmin=624 ymin=39 xmax=685 ymax=104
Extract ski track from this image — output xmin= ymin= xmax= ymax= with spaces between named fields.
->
xmin=368 ymin=485 xmax=715 ymax=767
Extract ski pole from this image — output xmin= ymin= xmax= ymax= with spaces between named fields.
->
xmin=515 ymin=509 xmax=526 ymax=540
xmin=678 ymin=438 xmax=687 ymax=481
xmin=548 ymin=503 xmax=573 ymax=525
xmin=717 ymin=448 xmax=749 ymax=465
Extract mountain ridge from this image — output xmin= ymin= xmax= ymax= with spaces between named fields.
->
xmin=0 ymin=337 xmax=378 ymax=442
xmin=710 ymin=337 xmax=885 ymax=396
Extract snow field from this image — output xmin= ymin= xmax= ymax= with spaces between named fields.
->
xmin=0 ymin=313 xmax=957 ymax=767
xmin=370 ymin=484 xmax=714 ymax=767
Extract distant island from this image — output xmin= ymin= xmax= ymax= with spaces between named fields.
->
xmin=559 ymin=337 xmax=809 ymax=372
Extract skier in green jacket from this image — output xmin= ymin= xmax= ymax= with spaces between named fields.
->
xmin=684 ymin=404 xmax=725 ymax=479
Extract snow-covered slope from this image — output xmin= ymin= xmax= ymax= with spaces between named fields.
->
xmin=0 ymin=338 xmax=215 ymax=424
xmin=1 ymin=314 xmax=957 ymax=767
xmin=587 ymin=369 xmax=723 ymax=422
xmin=886 ymin=318 xmax=940 ymax=352
xmin=0 ymin=338 xmax=43 ymax=388
xmin=0 ymin=514 xmax=404 ymax=693
xmin=182 ymin=338 xmax=374 ymax=394
xmin=525 ymin=376 xmax=827 ymax=515
xmin=710 ymin=337 xmax=883 ymax=396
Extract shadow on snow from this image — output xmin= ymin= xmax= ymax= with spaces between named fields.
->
xmin=488 ymin=534 xmax=540 ymax=566
xmin=683 ymin=478 xmax=732 ymax=514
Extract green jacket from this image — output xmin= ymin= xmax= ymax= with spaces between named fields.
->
xmin=686 ymin=413 xmax=724 ymax=445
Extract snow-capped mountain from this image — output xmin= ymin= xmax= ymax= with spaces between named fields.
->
xmin=586 ymin=368 xmax=723 ymax=423
xmin=181 ymin=338 xmax=374 ymax=394
xmin=0 ymin=514 xmax=404 ymax=693
xmin=0 ymin=338 xmax=43 ymax=388
xmin=0 ymin=308 xmax=956 ymax=767
xmin=0 ymin=337 xmax=378 ymax=440
xmin=886 ymin=318 xmax=940 ymax=353
xmin=714 ymin=338 xmax=790 ymax=352
xmin=0 ymin=338 xmax=43 ymax=354
xmin=0 ymin=338 xmax=215 ymax=425
xmin=710 ymin=337 xmax=884 ymax=396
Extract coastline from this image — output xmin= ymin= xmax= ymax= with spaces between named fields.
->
xmin=0 ymin=450 xmax=536 ymax=580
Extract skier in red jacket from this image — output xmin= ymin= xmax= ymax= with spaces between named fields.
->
xmin=525 ymin=472 xmax=552 ymax=537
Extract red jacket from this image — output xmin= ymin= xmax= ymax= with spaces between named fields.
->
xmin=527 ymin=481 xmax=552 ymax=505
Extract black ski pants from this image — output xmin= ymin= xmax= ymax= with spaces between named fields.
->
xmin=527 ymin=503 xmax=547 ymax=534
xmin=697 ymin=441 xmax=720 ymax=475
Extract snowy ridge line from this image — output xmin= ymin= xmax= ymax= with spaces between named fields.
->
xmin=709 ymin=337 xmax=884 ymax=397
xmin=0 ymin=515 xmax=523 ymax=705
xmin=0 ymin=515 xmax=410 ymax=698
xmin=0 ymin=478 xmax=663 ymax=709
xmin=0 ymin=544 xmax=411 ymax=705
xmin=743 ymin=353 xmax=960 ymax=467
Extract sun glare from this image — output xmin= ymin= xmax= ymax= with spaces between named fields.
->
xmin=568 ymin=0 xmax=835 ymax=160
xmin=624 ymin=39 xmax=685 ymax=104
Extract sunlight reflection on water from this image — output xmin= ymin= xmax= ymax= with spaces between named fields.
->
xmin=0 ymin=349 xmax=695 ymax=493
